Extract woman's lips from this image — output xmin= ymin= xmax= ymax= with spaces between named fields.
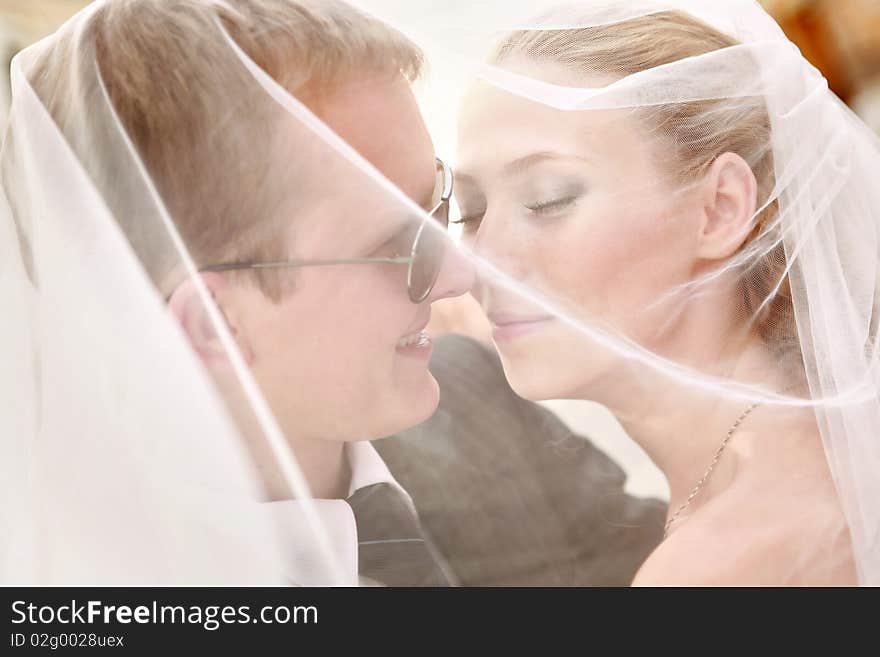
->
xmin=488 ymin=313 xmax=554 ymax=341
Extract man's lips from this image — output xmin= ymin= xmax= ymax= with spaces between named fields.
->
xmin=397 ymin=314 xmax=432 ymax=350
xmin=399 ymin=312 xmax=430 ymax=339
xmin=396 ymin=329 xmax=431 ymax=349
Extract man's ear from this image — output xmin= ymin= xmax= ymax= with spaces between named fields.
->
xmin=167 ymin=273 xmax=253 ymax=368
xmin=696 ymin=152 xmax=759 ymax=260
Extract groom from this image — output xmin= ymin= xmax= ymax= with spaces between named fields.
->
xmin=78 ymin=0 xmax=663 ymax=585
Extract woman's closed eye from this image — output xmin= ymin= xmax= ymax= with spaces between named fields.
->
xmin=524 ymin=194 xmax=580 ymax=216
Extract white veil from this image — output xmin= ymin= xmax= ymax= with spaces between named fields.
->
xmin=3 ymin=0 xmax=877 ymax=586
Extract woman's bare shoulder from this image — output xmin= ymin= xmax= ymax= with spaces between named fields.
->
xmin=632 ymin=487 xmax=857 ymax=586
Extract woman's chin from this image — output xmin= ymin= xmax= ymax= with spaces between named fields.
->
xmin=500 ymin=360 xmax=559 ymax=401
xmin=499 ymin=348 xmax=605 ymax=402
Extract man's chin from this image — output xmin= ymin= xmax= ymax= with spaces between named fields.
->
xmin=382 ymin=374 xmax=440 ymax=436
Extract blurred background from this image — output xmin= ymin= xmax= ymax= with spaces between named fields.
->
xmin=2 ymin=0 xmax=877 ymax=501
xmin=2 ymin=0 xmax=878 ymax=131
xmin=2 ymin=1 xmax=878 ymax=130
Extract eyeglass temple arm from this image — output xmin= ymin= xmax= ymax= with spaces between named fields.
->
xmin=199 ymin=256 xmax=412 ymax=273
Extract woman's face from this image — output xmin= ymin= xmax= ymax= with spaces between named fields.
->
xmin=455 ymin=69 xmax=706 ymax=401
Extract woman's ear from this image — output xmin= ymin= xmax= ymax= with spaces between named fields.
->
xmin=697 ymin=152 xmax=758 ymax=260
xmin=167 ymin=273 xmax=253 ymax=368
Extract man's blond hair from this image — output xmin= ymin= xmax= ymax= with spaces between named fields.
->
xmin=28 ymin=0 xmax=424 ymax=297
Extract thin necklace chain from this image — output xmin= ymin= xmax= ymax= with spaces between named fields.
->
xmin=663 ymin=401 xmax=762 ymax=539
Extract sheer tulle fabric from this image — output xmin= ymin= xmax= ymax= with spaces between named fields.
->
xmin=2 ymin=0 xmax=877 ymax=585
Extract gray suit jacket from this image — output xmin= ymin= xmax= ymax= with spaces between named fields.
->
xmin=375 ymin=335 xmax=666 ymax=586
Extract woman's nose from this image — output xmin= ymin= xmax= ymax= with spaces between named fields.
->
xmin=469 ymin=209 xmax=528 ymax=282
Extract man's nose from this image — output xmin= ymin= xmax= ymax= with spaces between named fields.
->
xmin=427 ymin=237 xmax=476 ymax=302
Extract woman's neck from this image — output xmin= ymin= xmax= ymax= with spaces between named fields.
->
xmin=585 ymin=335 xmax=800 ymax=521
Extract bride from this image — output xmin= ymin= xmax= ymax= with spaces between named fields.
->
xmin=421 ymin=0 xmax=880 ymax=584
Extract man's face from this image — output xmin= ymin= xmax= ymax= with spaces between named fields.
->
xmin=226 ymin=74 xmax=471 ymax=444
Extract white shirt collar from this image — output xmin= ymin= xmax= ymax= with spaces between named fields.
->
xmin=345 ymin=440 xmax=413 ymax=508
xmin=262 ymin=440 xmax=412 ymax=586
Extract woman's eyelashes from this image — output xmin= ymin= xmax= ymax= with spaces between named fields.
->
xmin=524 ymin=194 xmax=580 ymax=215
xmin=451 ymin=195 xmax=580 ymax=233
xmin=450 ymin=180 xmax=585 ymax=233
xmin=522 ymin=178 xmax=585 ymax=216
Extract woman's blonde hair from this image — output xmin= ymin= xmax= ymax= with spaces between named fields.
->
xmin=494 ymin=11 xmax=794 ymax=351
